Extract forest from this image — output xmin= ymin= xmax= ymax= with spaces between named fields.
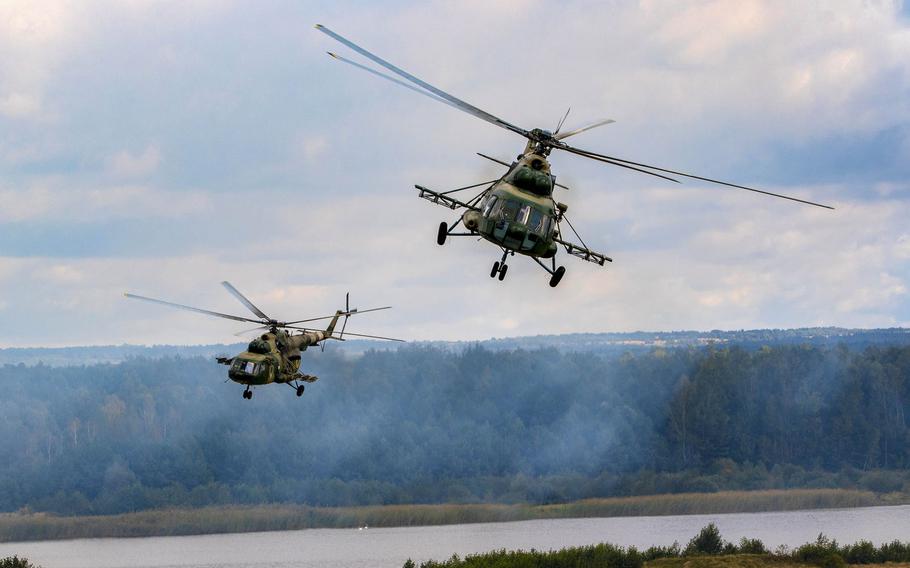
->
xmin=0 ymin=341 xmax=908 ymax=515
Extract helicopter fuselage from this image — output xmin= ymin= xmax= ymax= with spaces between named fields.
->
xmin=226 ymin=329 xmax=327 ymax=386
xmin=464 ymin=152 xmax=559 ymax=258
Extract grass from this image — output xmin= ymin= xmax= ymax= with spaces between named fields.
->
xmin=0 ymin=488 xmax=905 ymax=543
xmin=646 ymin=557 xmax=910 ymax=568
xmin=647 ymin=556 xmax=806 ymax=568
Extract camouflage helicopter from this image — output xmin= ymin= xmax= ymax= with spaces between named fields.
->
xmin=315 ymin=25 xmax=833 ymax=287
xmin=125 ymin=281 xmax=401 ymax=399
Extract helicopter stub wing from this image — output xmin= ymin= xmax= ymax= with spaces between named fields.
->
xmin=554 ymin=237 xmax=613 ymax=266
xmin=415 ymin=185 xmax=479 ymax=211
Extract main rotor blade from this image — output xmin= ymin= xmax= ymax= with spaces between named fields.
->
xmin=554 ymin=107 xmax=571 ymax=135
xmin=564 ymin=145 xmax=834 ymax=210
xmin=554 ymin=118 xmax=615 ymax=140
xmin=283 ymin=306 xmax=392 ymax=326
xmin=221 ymin=281 xmax=271 ymax=320
xmin=283 ymin=325 xmax=402 ymax=342
xmin=234 ymin=325 xmax=269 ymax=337
xmin=315 ymin=24 xmax=529 ymax=138
xmin=346 ymin=306 xmax=392 ymax=316
xmin=328 ymin=52 xmax=453 ymax=108
xmin=326 ymin=330 xmax=405 ymax=342
xmin=124 ymin=293 xmax=264 ymax=324
xmin=558 ymin=145 xmax=681 ymax=184
xmin=282 ymin=314 xmax=339 ymax=326
xmin=476 ymin=152 xmax=511 ymax=168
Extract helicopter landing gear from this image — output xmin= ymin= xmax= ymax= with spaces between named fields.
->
xmin=437 ymin=222 xmax=448 ymax=245
xmin=549 ymin=266 xmax=566 ymax=287
xmin=242 ymin=387 xmax=253 ymax=400
xmin=491 ymin=250 xmax=512 ymax=281
xmin=533 ymin=257 xmax=566 ymax=287
xmin=288 ymin=380 xmax=307 ymax=398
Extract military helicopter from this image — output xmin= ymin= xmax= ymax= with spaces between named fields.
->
xmin=315 ymin=25 xmax=833 ymax=287
xmin=124 ymin=281 xmax=401 ymax=399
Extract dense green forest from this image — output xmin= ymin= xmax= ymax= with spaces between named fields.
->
xmin=0 ymin=342 xmax=908 ymax=515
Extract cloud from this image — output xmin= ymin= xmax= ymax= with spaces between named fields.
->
xmin=0 ymin=183 xmax=209 ymax=224
xmin=0 ymin=1 xmax=908 ymax=346
xmin=0 ymin=92 xmax=42 ymax=120
xmin=104 ymin=145 xmax=161 ymax=178
xmin=296 ymin=136 xmax=329 ymax=163
xmin=0 ymin=1 xmax=71 ymax=122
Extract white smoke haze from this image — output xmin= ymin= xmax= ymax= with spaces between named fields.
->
xmin=0 ymin=1 xmax=907 ymax=346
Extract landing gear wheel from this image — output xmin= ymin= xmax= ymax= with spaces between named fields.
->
xmin=243 ymin=389 xmax=252 ymax=400
xmin=498 ymin=263 xmax=508 ymax=281
xmin=549 ymin=266 xmax=566 ymax=288
xmin=490 ymin=261 xmax=500 ymax=278
xmin=296 ymin=385 xmax=305 ymax=397
xmin=437 ymin=222 xmax=448 ymax=246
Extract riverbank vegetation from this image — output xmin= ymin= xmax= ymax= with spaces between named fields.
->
xmin=1 ymin=343 xmax=908 ymax=516
xmin=406 ymin=524 xmax=910 ymax=568
xmin=0 ymin=488 xmax=904 ymax=542
xmin=0 ymin=557 xmax=38 ymax=568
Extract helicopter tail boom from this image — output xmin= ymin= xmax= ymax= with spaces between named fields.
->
xmin=325 ymin=310 xmax=343 ymax=338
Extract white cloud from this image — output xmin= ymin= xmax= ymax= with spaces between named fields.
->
xmin=0 ymin=1 xmax=71 ymax=122
xmin=104 ymin=145 xmax=161 ymax=178
xmin=0 ymin=183 xmax=209 ymax=223
xmin=0 ymin=2 xmax=908 ymax=346
xmin=293 ymin=135 xmax=329 ymax=163
xmin=39 ymin=265 xmax=85 ymax=284
xmin=0 ymin=92 xmax=42 ymax=120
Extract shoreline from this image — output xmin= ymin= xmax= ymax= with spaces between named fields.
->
xmin=1 ymin=488 xmax=907 ymax=543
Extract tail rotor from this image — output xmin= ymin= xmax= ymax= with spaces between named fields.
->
xmin=340 ymin=292 xmax=352 ymax=340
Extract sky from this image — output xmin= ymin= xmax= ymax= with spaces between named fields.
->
xmin=1 ymin=0 xmax=909 ymax=346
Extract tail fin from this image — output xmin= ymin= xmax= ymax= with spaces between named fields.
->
xmin=325 ymin=310 xmax=343 ymax=337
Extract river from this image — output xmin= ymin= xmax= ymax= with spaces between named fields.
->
xmin=1 ymin=505 xmax=908 ymax=568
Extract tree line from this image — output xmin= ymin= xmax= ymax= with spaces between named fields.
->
xmin=0 ymin=342 xmax=908 ymax=514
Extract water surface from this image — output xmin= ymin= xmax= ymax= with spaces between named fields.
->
xmin=1 ymin=505 xmax=907 ymax=568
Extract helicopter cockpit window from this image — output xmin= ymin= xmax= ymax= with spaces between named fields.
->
xmin=527 ymin=208 xmax=550 ymax=234
xmin=516 ymin=204 xmax=531 ymax=225
xmin=491 ymin=198 xmax=521 ymax=222
xmin=482 ymin=195 xmax=498 ymax=217
xmin=233 ymin=360 xmax=259 ymax=375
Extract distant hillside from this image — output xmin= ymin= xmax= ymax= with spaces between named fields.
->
xmin=0 ymin=327 xmax=908 ymax=366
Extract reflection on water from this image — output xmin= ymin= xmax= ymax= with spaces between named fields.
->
xmin=1 ymin=505 xmax=908 ymax=568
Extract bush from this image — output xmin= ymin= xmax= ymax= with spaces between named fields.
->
xmin=879 ymin=540 xmax=910 ymax=563
xmin=794 ymin=534 xmax=843 ymax=567
xmin=859 ymin=471 xmax=904 ymax=493
xmin=817 ymin=553 xmax=847 ymax=568
xmin=0 ymin=557 xmax=39 ymax=568
xmin=738 ymin=537 xmax=767 ymax=554
xmin=411 ymin=543 xmax=644 ymax=568
xmin=685 ymin=523 xmax=724 ymax=555
xmin=841 ymin=540 xmax=879 ymax=564
xmin=642 ymin=542 xmax=680 ymax=561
